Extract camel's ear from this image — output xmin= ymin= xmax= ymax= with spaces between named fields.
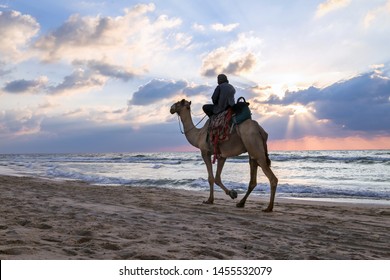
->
xmin=189 ymin=101 xmax=192 ymax=106
xmin=180 ymin=99 xmax=185 ymax=105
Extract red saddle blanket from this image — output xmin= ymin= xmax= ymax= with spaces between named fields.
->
xmin=209 ymin=108 xmax=233 ymax=163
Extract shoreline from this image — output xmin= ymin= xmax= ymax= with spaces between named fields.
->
xmin=2 ymin=171 xmax=389 ymax=207
xmin=1 ymin=175 xmax=389 ymax=260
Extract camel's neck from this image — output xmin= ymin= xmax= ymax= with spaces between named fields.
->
xmin=179 ymin=108 xmax=201 ymax=149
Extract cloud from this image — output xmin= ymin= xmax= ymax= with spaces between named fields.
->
xmin=167 ymin=32 xmax=193 ymax=50
xmin=49 ymin=68 xmax=106 ymax=95
xmin=200 ymin=33 xmax=261 ymax=77
xmin=73 ymin=60 xmax=137 ymax=81
xmin=129 ymin=79 xmax=212 ymax=106
xmin=25 ymin=3 xmax=186 ymax=96
xmin=2 ymin=76 xmax=48 ymax=94
xmin=193 ymin=22 xmax=239 ymax=33
xmin=315 ymin=0 xmax=351 ymax=18
xmin=183 ymin=84 xmax=212 ymax=97
xmin=129 ymin=79 xmax=188 ymax=106
xmin=264 ymin=70 xmax=390 ymax=135
xmin=211 ymin=23 xmax=239 ymax=32
xmin=223 ymin=53 xmax=257 ymax=76
xmin=0 ymin=108 xmax=43 ymax=137
xmin=192 ymin=23 xmax=205 ymax=32
xmin=33 ymin=3 xmax=182 ymax=67
xmin=0 ymin=10 xmax=40 ymax=62
xmin=2 ymin=60 xmax=134 ymax=96
xmin=363 ymin=0 xmax=390 ymax=29
xmin=34 ymin=9 xmax=143 ymax=61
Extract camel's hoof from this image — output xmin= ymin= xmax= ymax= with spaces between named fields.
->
xmin=236 ymin=202 xmax=245 ymax=208
xmin=228 ymin=190 xmax=238 ymax=199
xmin=262 ymin=207 xmax=273 ymax=212
xmin=203 ymin=200 xmax=214 ymax=204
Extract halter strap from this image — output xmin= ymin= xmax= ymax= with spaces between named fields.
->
xmin=177 ymin=114 xmax=207 ymax=134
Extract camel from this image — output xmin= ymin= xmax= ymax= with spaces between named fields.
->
xmin=170 ymin=99 xmax=278 ymax=212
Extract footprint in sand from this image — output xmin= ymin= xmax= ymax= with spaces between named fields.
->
xmin=36 ymin=223 xmax=53 ymax=230
xmin=101 ymin=242 xmax=120 ymax=251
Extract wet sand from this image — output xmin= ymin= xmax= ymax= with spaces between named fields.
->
xmin=0 ymin=175 xmax=389 ymax=259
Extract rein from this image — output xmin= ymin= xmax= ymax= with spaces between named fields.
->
xmin=177 ymin=113 xmax=207 ymax=134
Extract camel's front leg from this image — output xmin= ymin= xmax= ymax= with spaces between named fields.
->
xmin=201 ymin=151 xmax=214 ymax=204
xmin=215 ymin=157 xmax=237 ymax=199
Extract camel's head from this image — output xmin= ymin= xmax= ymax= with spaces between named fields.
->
xmin=170 ymin=99 xmax=191 ymax=115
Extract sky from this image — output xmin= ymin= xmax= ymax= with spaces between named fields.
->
xmin=0 ymin=0 xmax=390 ymax=153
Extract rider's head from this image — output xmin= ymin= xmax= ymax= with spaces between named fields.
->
xmin=217 ymin=74 xmax=228 ymax=85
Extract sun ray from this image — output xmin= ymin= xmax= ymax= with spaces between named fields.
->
xmin=284 ymin=104 xmax=318 ymax=147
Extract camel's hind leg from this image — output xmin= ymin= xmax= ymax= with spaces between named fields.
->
xmin=236 ymin=158 xmax=278 ymax=212
xmin=259 ymin=161 xmax=278 ymax=212
xmin=215 ymin=157 xmax=238 ymax=199
xmin=236 ymin=158 xmax=258 ymax=208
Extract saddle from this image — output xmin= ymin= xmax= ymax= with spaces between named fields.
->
xmin=208 ymin=97 xmax=252 ymax=163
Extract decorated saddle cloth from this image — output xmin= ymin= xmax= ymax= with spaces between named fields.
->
xmin=209 ymin=108 xmax=233 ymax=163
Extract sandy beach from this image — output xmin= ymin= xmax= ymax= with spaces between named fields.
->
xmin=0 ymin=175 xmax=389 ymax=260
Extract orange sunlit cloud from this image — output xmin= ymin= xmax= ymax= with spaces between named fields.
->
xmin=268 ymin=136 xmax=390 ymax=151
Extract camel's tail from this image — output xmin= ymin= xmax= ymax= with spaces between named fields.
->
xmin=257 ymin=123 xmax=271 ymax=167
xmin=265 ymin=148 xmax=271 ymax=167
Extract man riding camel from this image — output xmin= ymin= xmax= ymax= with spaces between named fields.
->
xmin=202 ymin=74 xmax=236 ymax=117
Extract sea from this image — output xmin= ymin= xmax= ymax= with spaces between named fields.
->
xmin=0 ymin=150 xmax=389 ymax=205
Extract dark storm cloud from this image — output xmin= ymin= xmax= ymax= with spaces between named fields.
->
xmin=130 ymin=79 xmax=187 ymax=105
xmin=266 ymin=72 xmax=390 ymax=133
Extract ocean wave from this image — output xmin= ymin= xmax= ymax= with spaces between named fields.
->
xmin=45 ymin=166 xmax=201 ymax=188
xmin=44 ymin=165 xmax=390 ymax=200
